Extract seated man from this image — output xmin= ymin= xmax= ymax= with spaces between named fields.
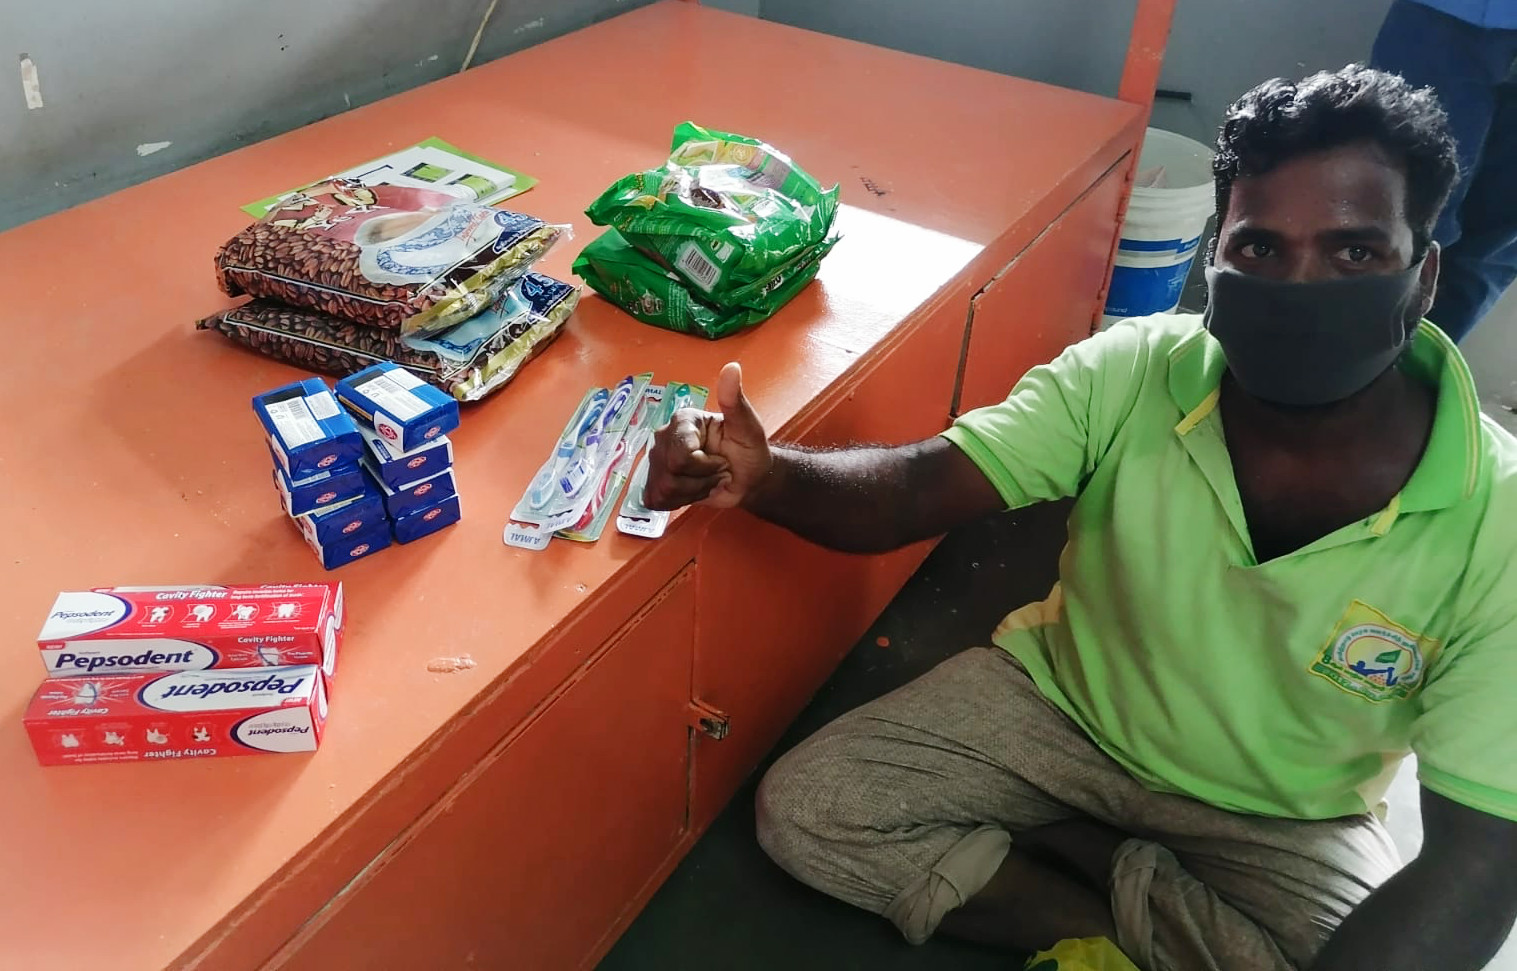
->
xmin=644 ymin=66 xmax=1517 ymax=971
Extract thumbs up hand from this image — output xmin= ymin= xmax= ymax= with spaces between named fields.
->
xmin=644 ymin=362 xmax=773 ymax=511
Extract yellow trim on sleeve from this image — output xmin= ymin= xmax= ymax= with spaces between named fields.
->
xmin=1419 ymin=763 xmax=1517 ymax=823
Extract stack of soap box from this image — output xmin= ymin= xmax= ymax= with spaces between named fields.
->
xmin=335 ymin=363 xmax=463 ymax=546
xmin=22 ymin=583 xmax=341 ymax=766
xmin=255 ymin=366 xmax=462 ymax=570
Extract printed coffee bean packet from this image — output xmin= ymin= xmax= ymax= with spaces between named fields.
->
xmin=214 ymin=181 xmax=565 ymax=339
xmin=198 ymin=272 xmax=580 ymax=403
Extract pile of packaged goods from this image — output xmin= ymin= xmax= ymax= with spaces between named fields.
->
xmin=573 ymin=122 xmax=841 ymax=339
xmin=198 ymin=180 xmax=581 ymax=402
xmin=255 ymin=363 xmax=462 ymax=569
xmin=22 ymin=584 xmax=342 ymax=767
xmin=504 ymin=375 xmax=709 ymax=550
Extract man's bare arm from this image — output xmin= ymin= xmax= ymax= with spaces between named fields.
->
xmin=1312 ymin=789 xmax=1517 ymax=970
xmin=741 ymin=438 xmax=1006 ymax=554
xmin=643 ymin=363 xmax=1006 ymax=552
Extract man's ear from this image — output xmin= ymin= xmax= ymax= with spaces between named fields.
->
xmin=1418 ymin=241 xmax=1441 ymax=319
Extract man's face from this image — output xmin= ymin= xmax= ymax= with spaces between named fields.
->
xmin=1214 ymin=141 xmax=1437 ymax=313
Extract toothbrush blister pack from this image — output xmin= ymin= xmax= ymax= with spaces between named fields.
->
xmin=507 ymin=373 xmax=713 ymax=550
xmin=615 ymin=382 xmax=709 ymax=539
xmin=504 ymin=373 xmax=651 ymax=549
xmin=555 ymin=383 xmax=665 ymax=544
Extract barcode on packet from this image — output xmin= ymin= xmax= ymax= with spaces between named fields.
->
xmin=675 ymin=244 xmax=722 ymax=292
xmin=267 ymin=397 xmax=323 ymax=448
xmin=356 ymin=374 xmax=429 ymax=420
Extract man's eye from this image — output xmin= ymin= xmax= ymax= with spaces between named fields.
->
xmin=1240 ymin=242 xmax=1273 ymax=258
xmin=1339 ymin=245 xmax=1374 ymax=263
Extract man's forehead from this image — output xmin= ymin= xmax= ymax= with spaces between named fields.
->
xmin=1226 ymin=141 xmax=1410 ymax=229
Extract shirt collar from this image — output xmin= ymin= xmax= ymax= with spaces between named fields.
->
xmin=1166 ymin=319 xmax=1484 ymax=512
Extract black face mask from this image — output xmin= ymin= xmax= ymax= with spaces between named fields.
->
xmin=1203 ymin=262 xmax=1426 ymax=407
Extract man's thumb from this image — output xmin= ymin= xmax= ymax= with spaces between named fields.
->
xmin=716 ymin=361 xmax=763 ymax=438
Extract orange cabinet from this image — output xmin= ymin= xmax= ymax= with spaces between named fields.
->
xmin=956 ymin=163 xmax=1129 ymax=414
xmin=280 ymin=568 xmax=697 ymax=971
xmin=687 ymin=297 xmax=966 ymax=830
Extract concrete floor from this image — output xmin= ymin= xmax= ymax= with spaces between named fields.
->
xmin=603 ymin=291 xmax=1517 ymax=971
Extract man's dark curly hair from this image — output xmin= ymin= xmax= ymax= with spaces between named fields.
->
xmin=1214 ymin=64 xmax=1459 ymax=256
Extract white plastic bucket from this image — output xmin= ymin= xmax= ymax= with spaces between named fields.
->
xmin=1101 ymin=128 xmax=1215 ymax=327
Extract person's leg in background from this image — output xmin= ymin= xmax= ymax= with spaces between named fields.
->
xmin=1372 ymin=1 xmax=1517 ymax=341
xmin=1434 ymin=79 xmax=1517 ymax=340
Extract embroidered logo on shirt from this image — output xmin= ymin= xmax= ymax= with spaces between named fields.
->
xmin=1310 ymin=601 xmax=1439 ymax=703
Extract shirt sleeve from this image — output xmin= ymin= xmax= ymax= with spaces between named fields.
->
xmin=941 ymin=318 xmax=1154 ymax=509
xmin=1412 ymin=531 xmax=1517 ymax=821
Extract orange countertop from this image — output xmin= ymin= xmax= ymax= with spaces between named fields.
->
xmin=0 ymin=4 xmax=1141 ymax=968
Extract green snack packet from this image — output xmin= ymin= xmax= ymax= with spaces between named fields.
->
xmin=584 ymin=122 xmax=839 ymax=306
xmin=573 ymin=228 xmax=835 ymax=339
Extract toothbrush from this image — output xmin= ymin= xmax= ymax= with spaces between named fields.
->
xmin=665 ymin=382 xmax=697 ymax=420
xmin=567 ymin=436 xmax=631 ymax=533
xmin=624 ymin=383 xmax=697 ymax=518
xmin=561 ymin=375 xmax=635 ymax=498
xmin=527 ymin=388 xmax=607 ymax=509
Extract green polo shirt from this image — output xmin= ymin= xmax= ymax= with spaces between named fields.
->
xmin=943 ymin=313 xmax=1517 ymax=821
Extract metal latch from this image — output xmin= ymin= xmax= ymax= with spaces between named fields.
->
xmin=687 ymin=699 xmax=730 ymax=740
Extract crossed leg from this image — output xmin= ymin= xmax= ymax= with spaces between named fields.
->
xmin=756 ymin=648 xmax=1401 ymax=971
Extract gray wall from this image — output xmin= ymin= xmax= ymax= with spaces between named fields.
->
xmin=1149 ymin=0 xmax=1395 ymax=142
xmin=0 ymin=0 xmax=1399 ymax=232
xmin=0 ymin=0 xmax=669 ymax=231
xmin=761 ymin=0 xmax=1396 ymax=144
xmin=760 ymin=1 xmax=1134 ymax=115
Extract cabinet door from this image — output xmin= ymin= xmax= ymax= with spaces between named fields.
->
xmin=687 ymin=296 xmax=965 ymax=831
xmin=956 ymin=165 xmax=1126 ymax=414
xmin=280 ymin=567 xmax=696 ymax=971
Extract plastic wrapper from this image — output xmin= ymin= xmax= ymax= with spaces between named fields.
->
xmin=1025 ymin=938 xmax=1140 ymax=971
xmin=198 ymin=272 xmax=580 ymax=402
xmin=214 ymin=181 xmax=564 ymax=338
xmin=504 ymin=374 xmax=654 ymax=550
xmin=573 ymin=228 xmax=833 ymax=339
xmin=556 ymin=383 xmax=663 ymax=544
xmin=615 ymin=381 xmax=708 ymax=537
xmin=585 ymin=122 xmax=838 ymax=306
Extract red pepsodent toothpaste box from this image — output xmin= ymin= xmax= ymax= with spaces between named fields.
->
xmin=24 ymin=666 xmax=328 ymax=766
xmin=35 ymin=584 xmax=343 ymax=679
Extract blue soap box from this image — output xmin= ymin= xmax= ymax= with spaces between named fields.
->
xmin=254 ymin=379 xmax=365 ymax=480
xmin=297 ymin=520 xmax=392 ymax=570
xmin=363 ymin=457 xmax=458 ymax=519
xmin=336 ymin=363 xmax=460 ymax=454
xmin=273 ymin=460 xmax=367 ymax=517
xmin=287 ymin=490 xmax=388 ymax=548
xmin=358 ymin=422 xmax=454 ymax=491
xmin=393 ymin=495 xmax=462 ymax=544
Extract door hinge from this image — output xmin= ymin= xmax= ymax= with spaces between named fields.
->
xmin=687 ymin=699 xmax=730 ymax=740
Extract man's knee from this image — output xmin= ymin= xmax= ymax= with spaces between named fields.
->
xmin=756 ymin=733 xmax=937 ymax=918
xmin=755 ymin=739 xmax=838 ymax=874
xmin=755 ymin=731 xmax=903 ymax=886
